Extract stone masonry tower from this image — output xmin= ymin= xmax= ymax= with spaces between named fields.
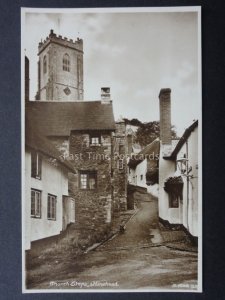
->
xmin=36 ymin=29 xmax=84 ymax=101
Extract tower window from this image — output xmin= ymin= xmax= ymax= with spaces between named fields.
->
xmin=43 ymin=55 xmax=47 ymax=74
xmin=63 ymin=53 xmax=70 ymax=72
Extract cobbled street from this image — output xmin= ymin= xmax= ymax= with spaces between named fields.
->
xmin=27 ymin=194 xmax=198 ymax=291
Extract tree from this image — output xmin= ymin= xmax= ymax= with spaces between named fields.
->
xmin=123 ymin=118 xmax=142 ymax=127
xmin=135 ymin=121 xmax=177 ymax=147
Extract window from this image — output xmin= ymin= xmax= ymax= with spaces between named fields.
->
xmin=47 ymin=194 xmax=57 ymax=220
xmin=90 ymin=134 xmax=101 ymax=145
xmin=63 ymin=53 xmax=70 ymax=72
xmin=119 ymin=144 xmax=124 ymax=154
xmin=140 ymin=175 xmax=143 ymax=181
xmin=118 ymin=159 xmax=124 ymax=170
xmin=31 ymin=150 xmax=42 ymax=179
xmin=169 ymin=194 xmax=179 ymax=208
xmin=31 ymin=189 xmax=41 ymax=218
xmin=43 ymin=55 xmax=47 ymax=74
xmin=79 ymin=171 xmax=97 ymax=190
xmin=164 ymin=176 xmax=183 ymax=208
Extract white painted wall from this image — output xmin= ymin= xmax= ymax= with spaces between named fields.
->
xmin=176 ymin=127 xmax=198 ymax=237
xmin=135 ymin=159 xmax=147 ymax=188
xmin=128 ymin=167 xmax=136 ymax=185
xmin=128 ymin=160 xmax=159 ymax=197
xmin=25 ymin=150 xmax=70 ymax=250
xmin=62 ymin=196 xmax=75 ymax=230
xmin=158 ymin=143 xmax=179 ymax=223
xmin=158 ymin=127 xmax=198 ymax=237
xmin=147 ymin=184 xmax=159 ymax=198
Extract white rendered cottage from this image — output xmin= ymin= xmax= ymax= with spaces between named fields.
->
xmin=24 ymin=120 xmax=75 ymax=250
xmin=158 ymin=88 xmax=199 ymax=243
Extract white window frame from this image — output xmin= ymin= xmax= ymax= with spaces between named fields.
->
xmin=91 ymin=137 xmax=100 ymax=145
xmin=90 ymin=134 xmax=101 ymax=146
xmin=79 ymin=171 xmax=97 ymax=190
xmin=47 ymin=194 xmax=57 ymax=220
xmin=31 ymin=189 xmax=41 ymax=218
xmin=31 ymin=150 xmax=42 ymax=179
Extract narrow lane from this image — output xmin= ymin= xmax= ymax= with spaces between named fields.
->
xmin=29 ymin=194 xmax=198 ymax=290
xmin=99 ymin=195 xmax=162 ymax=251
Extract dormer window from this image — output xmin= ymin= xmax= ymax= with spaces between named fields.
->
xmin=63 ymin=53 xmax=70 ymax=72
xmin=90 ymin=133 xmax=101 ymax=146
xmin=43 ymin=55 xmax=47 ymax=74
xmin=31 ymin=150 xmax=42 ymax=179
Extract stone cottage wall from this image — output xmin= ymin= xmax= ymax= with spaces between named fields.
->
xmin=68 ymin=131 xmax=113 ymax=243
xmin=114 ymin=122 xmax=128 ymax=211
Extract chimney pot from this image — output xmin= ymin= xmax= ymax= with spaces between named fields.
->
xmin=159 ymin=88 xmax=171 ymax=98
xmin=101 ymin=87 xmax=111 ymax=103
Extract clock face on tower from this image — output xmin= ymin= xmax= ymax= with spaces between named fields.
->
xmin=64 ymin=87 xmax=71 ymax=96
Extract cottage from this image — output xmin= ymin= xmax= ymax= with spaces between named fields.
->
xmin=25 ymin=119 xmax=75 ymax=250
xmin=158 ymin=88 xmax=198 ymax=242
xmin=128 ymin=139 xmax=160 ymax=195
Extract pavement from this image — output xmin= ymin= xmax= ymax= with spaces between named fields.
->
xmin=26 ymin=193 xmax=198 ymax=291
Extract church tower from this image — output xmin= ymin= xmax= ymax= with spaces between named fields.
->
xmin=36 ymin=29 xmax=84 ymax=101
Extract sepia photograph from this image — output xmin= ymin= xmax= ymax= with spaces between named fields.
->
xmin=21 ymin=7 xmax=202 ymax=293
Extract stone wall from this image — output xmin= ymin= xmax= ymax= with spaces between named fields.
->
xmin=114 ymin=122 xmax=128 ymax=211
xmin=44 ymin=128 xmax=129 ymax=247
xmin=68 ymin=131 xmax=113 ymax=242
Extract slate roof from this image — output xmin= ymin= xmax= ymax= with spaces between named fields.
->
xmin=128 ymin=138 xmax=160 ymax=168
xmin=25 ymin=116 xmax=75 ymax=172
xmin=26 ymin=100 xmax=116 ymax=137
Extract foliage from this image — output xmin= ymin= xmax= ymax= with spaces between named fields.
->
xmin=135 ymin=121 xmax=177 ymax=147
xmin=123 ymin=118 xmax=142 ymax=127
xmin=164 ymin=176 xmax=183 ymax=200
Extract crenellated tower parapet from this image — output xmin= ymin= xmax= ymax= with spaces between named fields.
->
xmin=38 ymin=29 xmax=83 ymax=55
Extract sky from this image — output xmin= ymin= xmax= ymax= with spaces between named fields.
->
xmin=23 ymin=8 xmax=201 ymax=136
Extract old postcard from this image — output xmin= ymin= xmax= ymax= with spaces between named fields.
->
xmin=21 ymin=7 xmax=202 ymax=293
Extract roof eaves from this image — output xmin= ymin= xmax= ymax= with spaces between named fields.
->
xmin=168 ymin=120 xmax=198 ymax=160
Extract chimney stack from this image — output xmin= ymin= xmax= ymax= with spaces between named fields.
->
xmin=101 ymin=87 xmax=111 ymax=103
xmin=159 ymin=88 xmax=171 ymax=145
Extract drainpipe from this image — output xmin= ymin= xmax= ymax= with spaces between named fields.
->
xmin=186 ymin=140 xmax=189 ymax=231
xmin=111 ymin=134 xmax=115 ymax=215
